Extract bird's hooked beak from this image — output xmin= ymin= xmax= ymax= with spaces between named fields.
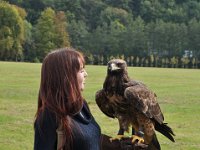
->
xmin=109 ymin=63 xmax=121 ymax=71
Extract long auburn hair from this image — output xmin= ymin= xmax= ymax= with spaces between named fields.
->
xmin=35 ymin=47 xmax=85 ymax=149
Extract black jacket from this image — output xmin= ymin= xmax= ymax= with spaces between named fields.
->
xmin=34 ymin=102 xmax=101 ymax=150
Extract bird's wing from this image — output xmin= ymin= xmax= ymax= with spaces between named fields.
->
xmin=124 ymin=84 xmax=164 ymax=124
xmin=95 ymin=89 xmax=115 ymax=118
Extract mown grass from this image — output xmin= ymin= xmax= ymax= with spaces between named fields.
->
xmin=0 ymin=61 xmax=200 ymax=150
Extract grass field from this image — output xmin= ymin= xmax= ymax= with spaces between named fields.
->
xmin=0 ymin=61 xmax=200 ymax=150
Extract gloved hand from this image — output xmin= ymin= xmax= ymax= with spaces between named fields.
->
xmin=101 ymin=134 xmax=148 ymax=150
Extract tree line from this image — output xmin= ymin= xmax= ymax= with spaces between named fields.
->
xmin=1 ymin=0 xmax=200 ymax=68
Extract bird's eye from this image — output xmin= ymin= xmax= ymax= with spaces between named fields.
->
xmin=117 ymin=62 xmax=121 ymax=66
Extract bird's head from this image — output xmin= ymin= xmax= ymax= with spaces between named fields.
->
xmin=107 ymin=59 xmax=127 ymax=75
xmin=104 ymin=59 xmax=129 ymax=91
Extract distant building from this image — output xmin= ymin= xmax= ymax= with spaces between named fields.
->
xmin=183 ymin=50 xmax=193 ymax=58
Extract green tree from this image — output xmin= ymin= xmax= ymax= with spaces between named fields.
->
xmin=181 ymin=56 xmax=190 ymax=68
xmin=145 ymin=58 xmax=149 ymax=67
xmin=140 ymin=0 xmax=162 ymax=22
xmin=152 ymin=20 xmax=166 ymax=55
xmin=33 ymin=7 xmax=57 ymax=61
xmin=130 ymin=16 xmax=147 ymax=56
xmin=100 ymin=6 xmax=130 ymax=26
xmin=170 ymin=56 xmax=176 ymax=68
xmin=183 ymin=1 xmax=200 ymax=21
xmin=23 ymin=20 xmax=34 ymax=61
xmin=87 ymin=23 xmax=108 ymax=55
xmin=149 ymin=54 xmax=154 ymax=67
xmin=87 ymin=20 xmax=126 ymax=57
xmin=176 ymin=23 xmax=188 ymax=56
xmin=164 ymin=22 xmax=188 ymax=57
xmin=55 ymin=11 xmax=70 ymax=47
xmin=135 ymin=56 xmax=139 ymax=66
xmin=130 ymin=56 xmax=134 ymax=66
xmin=145 ymin=22 xmax=156 ymax=55
xmin=78 ymin=0 xmax=105 ymax=30
xmin=188 ymin=19 xmax=200 ymax=58
xmin=152 ymin=20 xmax=187 ymax=57
xmin=109 ymin=20 xmax=126 ymax=55
xmin=68 ymin=20 xmax=89 ymax=51
xmin=0 ymin=2 xmax=25 ymax=61
xmin=154 ymin=55 xmax=159 ymax=67
xmin=191 ymin=57 xmax=197 ymax=68
xmin=99 ymin=6 xmax=133 ymax=56
xmin=102 ymin=0 xmax=131 ymax=12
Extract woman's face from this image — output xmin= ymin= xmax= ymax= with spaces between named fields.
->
xmin=77 ymin=61 xmax=88 ymax=91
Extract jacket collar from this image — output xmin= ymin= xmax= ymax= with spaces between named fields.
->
xmin=73 ymin=102 xmax=92 ymax=124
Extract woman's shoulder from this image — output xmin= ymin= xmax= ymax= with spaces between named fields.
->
xmin=35 ymin=108 xmax=58 ymax=129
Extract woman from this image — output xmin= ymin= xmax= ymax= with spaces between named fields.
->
xmin=34 ymin=47 xmax=147 ymax=150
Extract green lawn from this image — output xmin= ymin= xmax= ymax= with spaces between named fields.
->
xmin=0 ymin=61 xmax=200 ymax=150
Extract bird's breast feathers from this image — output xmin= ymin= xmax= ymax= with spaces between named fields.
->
xmin=106 ymin=94 xmax=124 ymax=103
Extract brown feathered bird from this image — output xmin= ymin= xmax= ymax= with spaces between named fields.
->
xmin=95 ymin=59 xmax=175 ymax=150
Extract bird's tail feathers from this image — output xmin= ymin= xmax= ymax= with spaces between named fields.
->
xmin=155 ymin=122 xmax=175 ymax=142
xmin=148 ymin=134 xmax=161 ymax=150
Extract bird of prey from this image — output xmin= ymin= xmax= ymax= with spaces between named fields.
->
xmin=95 ymin=59 xmax=175 ymax=150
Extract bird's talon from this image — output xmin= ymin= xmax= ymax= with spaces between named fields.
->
xmin=131 ymin=135 xmax=144 ymax=144
xmin=109 ymin=135 xmax=127 ymax=142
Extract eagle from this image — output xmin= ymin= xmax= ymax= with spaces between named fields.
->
xmin=95 ymin=59 xmax=175 ymax=150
